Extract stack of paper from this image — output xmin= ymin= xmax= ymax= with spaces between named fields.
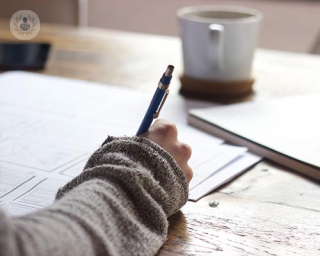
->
xmin=0 ymin=72 xmax=261 ymax=216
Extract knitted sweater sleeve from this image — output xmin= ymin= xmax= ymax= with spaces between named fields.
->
xmin=0 ymin=136 xmax=189 ymax=256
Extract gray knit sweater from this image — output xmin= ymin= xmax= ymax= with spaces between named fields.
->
xmin=0 ymin=136 xmax=189 ymax=256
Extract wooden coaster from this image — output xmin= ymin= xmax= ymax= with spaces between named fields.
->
xmin=180 ymin=75 xmax=255 ymax=100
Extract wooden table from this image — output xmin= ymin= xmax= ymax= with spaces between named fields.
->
xmin=1 ymin=20 xmax=320 ymax=255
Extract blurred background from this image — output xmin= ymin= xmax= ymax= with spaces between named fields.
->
xmin=0 ymin=0 xmax=319 ymax=54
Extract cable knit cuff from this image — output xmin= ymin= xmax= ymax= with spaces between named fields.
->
xmin=56 ymin=136 xmax=189 ymax=217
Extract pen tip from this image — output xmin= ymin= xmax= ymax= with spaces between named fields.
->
xmin=165 ymin=65 xmax=174 ymax=77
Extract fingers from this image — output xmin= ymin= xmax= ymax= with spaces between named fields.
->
xmin=148 ymin=120 xmax=192 ymax=161
xmin=170 ymin=141 xmax=193 ymax=183
xmin=152 ymin=119 xmax=178 ymax=141
xmin=139 ymin=119 xmax=193 ymax=183
xmin=180 ymin=164 xmax=193 ymax=182
xmin=175 ymin=141 xmax=192 ymax=161
xmin=141 ymin=119 xmax=178 ymax=149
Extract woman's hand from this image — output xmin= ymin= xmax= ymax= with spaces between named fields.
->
xmin=139 ymin=119 xmax=193 ymax=183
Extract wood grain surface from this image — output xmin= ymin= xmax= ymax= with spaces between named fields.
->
xmin=1 ymin=20 xmax=320 ymax=255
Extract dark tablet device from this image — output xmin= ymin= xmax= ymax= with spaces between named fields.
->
xmin=0 ymin=43 xmax=51 ymax=70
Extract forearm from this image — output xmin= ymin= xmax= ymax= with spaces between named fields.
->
xmin=0 ymin=137 xmax=188 ymax=256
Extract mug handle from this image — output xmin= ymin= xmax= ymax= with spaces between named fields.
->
xmin=208 ymin=24 xmax=224 ymax=70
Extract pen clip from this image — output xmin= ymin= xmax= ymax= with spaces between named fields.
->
xmin=154 ymin=90 xmax=169 ymax=119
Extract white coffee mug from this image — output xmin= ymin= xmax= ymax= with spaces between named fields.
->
xmin=177 ymin=6 xmax=263 ymax=81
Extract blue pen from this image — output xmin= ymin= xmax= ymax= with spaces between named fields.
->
xmin=136 ymin=65 xmax=174 ymax=136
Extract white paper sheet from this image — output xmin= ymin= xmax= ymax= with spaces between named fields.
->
xmin=0 ymin=71 xmax=261 ymax=214
xmin=15 ymin=178 xmax=67 ymax=207
xmin=0 ymin=167 xmax=34 ymax=197
xmin=189 ymin=152 xmax=262 ymax=201
xmin=0 ymin=138 xmax=87 ymax=172
xmin=60 ymin=160 xmax=88 ymax=177
xmin=4 ymin=203 xmax=42 ymax=217
xmin=189 ymin=145 xmax=247 ymax=190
